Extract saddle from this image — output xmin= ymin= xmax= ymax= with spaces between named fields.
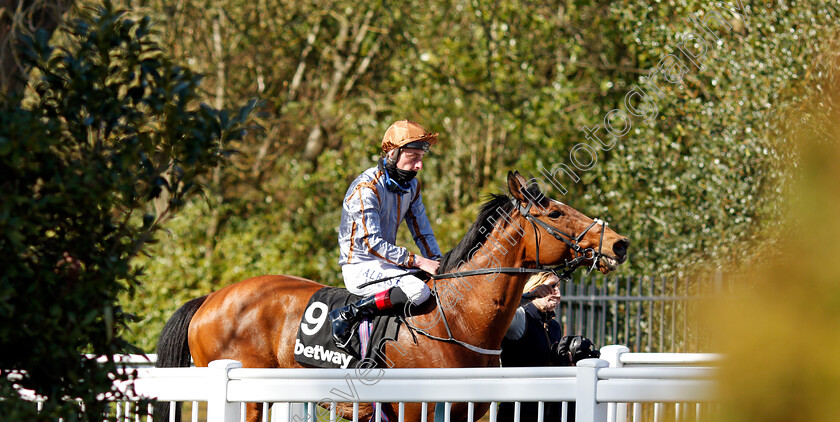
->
xmin=294 ymin=287 xmax=403 ymax=369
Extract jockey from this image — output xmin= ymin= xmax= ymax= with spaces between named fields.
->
xmin=330 ymin=120 xmax=443 ymax=346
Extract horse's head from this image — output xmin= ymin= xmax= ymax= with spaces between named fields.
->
xmin=508 ymin=171 xmax=629 ymax=274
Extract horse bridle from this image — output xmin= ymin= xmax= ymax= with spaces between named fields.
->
xmin=428 ymin=197 xmax=610 ymax=281
xmin=400 ymin=197 xmax=611 ymax=355
xmin=512 ymin=197 xmax=609 ymax=277
xmin=358 ymin=196 xmax=611 ymax=289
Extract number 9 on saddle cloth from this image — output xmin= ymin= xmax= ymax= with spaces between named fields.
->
xmin=294 ymin=287 xmax=404 ymax=369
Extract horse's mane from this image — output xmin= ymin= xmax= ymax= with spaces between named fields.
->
xmin=439 ymin=193 xmax=516 ymax=273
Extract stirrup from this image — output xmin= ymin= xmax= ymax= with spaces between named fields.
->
xmin=329 ymin=308 xmax=356 ymax=348
xmin=335 ymin=331 xmax=354 ymax=349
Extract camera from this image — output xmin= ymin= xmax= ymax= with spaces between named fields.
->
xmin=549 ymin=335 xmax=600 ymax=366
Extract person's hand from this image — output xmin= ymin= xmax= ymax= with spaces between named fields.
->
xmin=415 ymin=256 xmax=440 ymax=275
xmin=525 ymin=284 xmax=554 ymax=299
xmin=531 ymin=291 xmax=561 ymax=312
xmin=531 ymin=281 xmax=561 ymax=312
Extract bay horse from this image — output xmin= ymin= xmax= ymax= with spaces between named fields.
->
xmin=154 ymin=171 xmax=629 ymax=422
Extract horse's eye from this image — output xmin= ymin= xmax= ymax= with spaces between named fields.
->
xmin=548 ymin=211 xmax=563 ymax=219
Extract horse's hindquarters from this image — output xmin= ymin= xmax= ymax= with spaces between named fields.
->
xmin=187 ymin=275 xmax=323 ymax=368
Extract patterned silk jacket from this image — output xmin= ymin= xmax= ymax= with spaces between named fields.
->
xmin=338 ymin=163 xmax=442 ymax=268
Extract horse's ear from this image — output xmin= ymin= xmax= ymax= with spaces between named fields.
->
xmin=507 ymin=171 xmax=529 ymax=202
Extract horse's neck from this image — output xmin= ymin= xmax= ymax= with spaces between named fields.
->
xmin=442 ymin=234 xmax=530 ymax=349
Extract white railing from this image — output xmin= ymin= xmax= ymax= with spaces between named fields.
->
xmin=112 ymin=345 xmax=718 ymax=422
xmin=599 ymin=345 xmax=721 ymax=422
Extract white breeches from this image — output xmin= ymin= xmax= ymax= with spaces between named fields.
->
xmin=341 ymin=261 xmax=431 ymax=305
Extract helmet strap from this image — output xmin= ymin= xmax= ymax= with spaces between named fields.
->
xmin=386 ymin=148 xmax=401 ymax=166
xmin=379 ymin=158 xmax=415 ymax=193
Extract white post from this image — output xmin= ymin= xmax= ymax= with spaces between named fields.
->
xmin=599 ymin=345 xmax=629 ymax=368
xmin=576 ymin=358 xmax=608 ymax=422
xmin=600 ymin=345 xmax=630 ymax=422
xmin=207 ymin=359 xmax=243 ymax=422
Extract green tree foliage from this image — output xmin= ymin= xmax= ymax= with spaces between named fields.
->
xmin=120 ymin=0 xmax=840 ymax=351
xmin=1 ymin=0 xmax=77 ymax=96
xmin=0 ymin=3 xmax=254 ymax=419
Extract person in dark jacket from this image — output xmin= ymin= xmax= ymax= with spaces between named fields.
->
xmin=498 ymin=272 xmax=600 ymax=422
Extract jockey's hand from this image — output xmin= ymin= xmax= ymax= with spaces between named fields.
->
xmin=415 ymin=256 xmax=440 ymax=275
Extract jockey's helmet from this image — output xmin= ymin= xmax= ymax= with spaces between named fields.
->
xmin=381 ymin=120 xmax=438 ymax=157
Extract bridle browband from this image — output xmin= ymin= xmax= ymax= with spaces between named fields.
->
xmin=397 ymin=196 xmax=612 ymax=355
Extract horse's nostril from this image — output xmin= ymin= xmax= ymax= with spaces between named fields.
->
xmin=613 ymin=239 xmax=629 ymax=259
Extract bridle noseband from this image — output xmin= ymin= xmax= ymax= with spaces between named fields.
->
xmin=512 ymin=198 xmax=609 ymax=276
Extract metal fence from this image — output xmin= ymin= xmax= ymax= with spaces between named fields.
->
xmin=557 ymin=273 xmax=724 ymax=353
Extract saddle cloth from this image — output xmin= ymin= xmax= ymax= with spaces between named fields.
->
xmin=294 ymin=287 xmax=402 ymax=369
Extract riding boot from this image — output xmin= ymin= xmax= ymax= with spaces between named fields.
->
xmin=329 ymin=289 xmax=396 ymax=346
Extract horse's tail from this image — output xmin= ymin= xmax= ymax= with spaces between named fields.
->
xmin=153 ymin=295 xmax=208 ymax=422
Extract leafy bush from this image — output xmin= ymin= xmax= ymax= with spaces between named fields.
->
xmin=0 ymin=3 xmax=254 ymax=419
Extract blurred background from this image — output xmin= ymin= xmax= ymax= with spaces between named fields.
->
xmin=87 ymin=0 xmax=836 ymax=354
xmin=59 ymin=0 xmax=832 ymax=347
